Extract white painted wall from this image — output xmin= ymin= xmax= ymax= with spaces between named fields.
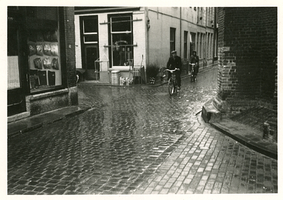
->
xmin=74 ymin=7 xmax=215 ymax=82
xmin=98 ymin=13 xmax=109 ymax=72
xmin=74 ymin=15 xmax=82 ymax=69
xmin=146 ymin=7 xmax=198 ymax=68
xmin=133 ymin=10 xmax=146 ymax=68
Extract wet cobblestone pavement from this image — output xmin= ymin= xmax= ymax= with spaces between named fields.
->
xmin=8 ymin=66 xmax=278 ymax=195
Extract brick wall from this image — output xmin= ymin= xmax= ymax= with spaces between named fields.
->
xmin=62 ymin=7 xmax=78 ymax=106
xmin=63 ymin=7 xmax=77 ymax=88
xmin=217 ymin=7 xmax=277 ymax=112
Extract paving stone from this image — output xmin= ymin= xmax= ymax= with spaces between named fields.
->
xmin=8 ymin=66 xmax=277 ymax=194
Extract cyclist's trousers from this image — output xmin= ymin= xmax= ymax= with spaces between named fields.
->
xmin=167 ymin=72 xmax=181 ymax=87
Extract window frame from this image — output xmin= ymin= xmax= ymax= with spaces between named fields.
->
xmin=184 ymin=31 xmax=188 ymax=59
xmin=108 ymin=13 xmax=133 ymax=68
xmin=82 ymin=16 xmax=99 ymax=44
xmin=170 ymin=27 xmax=176 ymax=55
xmin=25 ymin=7 xmax=64 ymax=94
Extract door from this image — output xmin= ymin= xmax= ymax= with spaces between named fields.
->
xmin=80 ymin=16 xmax=99 ymax=80
xmin=85 ymin=45 xmax=99 ymax=80
xmin=7 ymin=8 xmax=27 ymax=116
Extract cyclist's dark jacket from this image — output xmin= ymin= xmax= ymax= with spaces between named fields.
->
xmin=190 ymin=54 xmax=199 ymax=74
xmin=167 ymin=56 xmax=182 ymax=72
xmin=190 ymin=54 xmax=199 ymax=64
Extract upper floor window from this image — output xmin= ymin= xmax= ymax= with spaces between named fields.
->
xmin=184 ymin=31 xmax=188 ymax=59
xmin=170 ymin=28 xmax=176 ymax=55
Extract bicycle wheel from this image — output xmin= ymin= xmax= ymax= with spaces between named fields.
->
xmin=168 ymin=79 xmax=175 ymax=95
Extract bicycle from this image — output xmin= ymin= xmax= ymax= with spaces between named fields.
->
xmin=189 ymin=63 xmax=197 ymax=82
xmin=165 ymin=68 xmax=180 ymax=95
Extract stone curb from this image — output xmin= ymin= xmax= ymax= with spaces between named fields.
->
xmin=210 ymin=122 xmax=277 ymax=160
xmin=8 ymin=106 xmax=91 ymax=138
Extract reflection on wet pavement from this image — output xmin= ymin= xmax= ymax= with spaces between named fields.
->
xmin=8 ymin=67 xmax=277 ymax=194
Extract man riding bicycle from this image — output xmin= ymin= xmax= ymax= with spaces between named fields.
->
xmin=189 ymin=51 xmax=199 ymax=76
xmin=167 ymin=50 xmax=182 ymax=90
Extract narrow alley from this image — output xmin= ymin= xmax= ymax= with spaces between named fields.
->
xmin=7 ymin=66 xmax=278 ymax=195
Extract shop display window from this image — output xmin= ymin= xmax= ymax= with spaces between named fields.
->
xmin=8 ymin=15 xmax=20 ymax=90
xmin=110 ymin=15 xmax=133 ymax=67
xmin=26 ymin=7 xmax=62 ymax=92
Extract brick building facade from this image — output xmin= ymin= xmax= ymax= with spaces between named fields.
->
xmin=215 ymin=7 xmax=277 ymax=114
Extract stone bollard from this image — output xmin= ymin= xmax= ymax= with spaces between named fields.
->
xmin=263 ymin=121 xmax=270 ymax=140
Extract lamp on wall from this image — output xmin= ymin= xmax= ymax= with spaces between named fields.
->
xmin=197 ymin=17 xmax=202 ymax=23
xmin=147 ymin=19 xmax=150 ymax=29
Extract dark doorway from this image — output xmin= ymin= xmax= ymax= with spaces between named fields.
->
xmin=85 ymin=45 xmax=99 ymax=80
xmin=80 ymin=16 xmax=99 ymax=80
xmin=7 ymin=8 xmax=27 ymax=116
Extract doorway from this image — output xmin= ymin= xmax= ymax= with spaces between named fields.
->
xmin=7 ymin=8 xmax=27 ymax=116
xmin=80 ymin=16 xmax=99 ymax=80
xmin=84 ymin=45 xmax=99 ymax=80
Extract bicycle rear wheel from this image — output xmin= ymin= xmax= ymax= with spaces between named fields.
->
xmin=168 ymin=79 xmax=175 ymax=95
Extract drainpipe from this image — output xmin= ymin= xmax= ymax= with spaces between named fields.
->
xmin=213 ymin=7 xmax=217 ymax=63
xmin=180 ymin=7 xmax=182 ymax=58
xmin=145 ymin=7 xmax=149 ymax=82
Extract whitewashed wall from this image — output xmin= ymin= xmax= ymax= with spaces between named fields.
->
xmin=74 ymin=15 xmax=82 ymax=69
xmin=74 ymin=7 xmax=215 ymax=81
xmin=146 ymin=7 xmax=198 ymax=68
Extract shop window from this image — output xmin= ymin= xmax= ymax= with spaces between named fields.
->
xmin=26 ymin=7 xmax=62 ymax=93
xmin=109 ymin=14 xmax=133 ymax=67
xmin=8 ymin=15 xmax=20 ymax=90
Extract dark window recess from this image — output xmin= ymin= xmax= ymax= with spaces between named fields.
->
xmin=84 ymin=18 xmax=98 ymax=32
xmin=84 ymin=34 xmax=98 ymax=42
xmin=112 ymin=16 xmax=131 ymax=31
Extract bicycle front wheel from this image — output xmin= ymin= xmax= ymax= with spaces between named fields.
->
xmin=168 ymin=80 xmax=175 ymax=95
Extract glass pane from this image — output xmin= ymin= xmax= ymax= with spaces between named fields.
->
xmin=112 ymin=33 xmax=131 ymax=46
xmin=26 ymin=7 xmax=62 ymax=92
xmin=8 ymin=17 xmax=20 ymax=89
xmin=112 ymin=16 xmax=131 ymax=32
xmin=84 ymin=34 xmax=98 ymax=43
xmin=85 ymin=47 xmax=98 ymax=69
xmin=8 ymin=56 xmax=20 ymax=89
xmin=112 ymin=33 xmax=133 ymax=66
xmin=170 ymin=28 xmax=175 ymax=41
xmin=113 ymin=46 xmax=133 ymax=66
xmin=8 ymin=22 xmax=18 ymax=56
xmin=84 ymin=17 xmax=98 ymax=33
xmin=26 ymin=6 xmax=58 ymax=21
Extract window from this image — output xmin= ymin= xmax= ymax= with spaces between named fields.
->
xmin=109 ymin=14 xmax=133 ymax=67
xmin=80 ymin=16 xmax=99 ymax=80
xmin=8 ymin=13 xmax=20 ymax=90
xmin=190 ymin=32 xmax=196 ymax=56
xmin=200 ymin=33 xmax=203 ymax=58
xmin=184 ymin=31 xmax=188 ymax=59
xmin=82 ymin=16 xmax=98 ymax=44
xmin=170 ymin=28 xmax=176 ymax=54
xmin=26 ymin=7 xmax=62 ymax=93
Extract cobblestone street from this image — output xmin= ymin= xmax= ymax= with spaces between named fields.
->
xmin=7 ymin=66 xmax=278 ymax=195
